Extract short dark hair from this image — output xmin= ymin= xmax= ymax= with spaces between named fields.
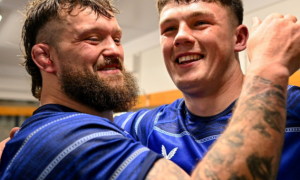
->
xmin=22 ymin=0 xmax=119 ymax=100
xmin=156 ymin=0 xmax=243 ymax=25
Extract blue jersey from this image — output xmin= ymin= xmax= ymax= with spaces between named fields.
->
xmin=114 ymin=85 xmax=300 ymax=180
xmin=0 ymin=104 xmax=162 ymax=180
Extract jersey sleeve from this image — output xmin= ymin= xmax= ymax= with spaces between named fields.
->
xmin=287 ymin=85 xmax=300 ymax=119
xmin=114 ymin=107 xmax=166 ymax=146
xmin=277 ymin=85 xmax=300 ymax=179
xmin=0 ymin=114 xmax=162 ymax=180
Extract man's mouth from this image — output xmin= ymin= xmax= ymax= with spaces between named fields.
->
xmin=177 ymin=54 xmax=204 ymax=64
xmin=97 ymin=64 xmax=121 ymax=72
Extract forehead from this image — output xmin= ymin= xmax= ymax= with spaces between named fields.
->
xmin=159 ymin=1 xmax=231 ymax=24
xmin=60 ymin=7 xmax=122 ymax=35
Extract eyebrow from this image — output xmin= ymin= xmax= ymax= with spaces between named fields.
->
xmin=76 ymin=26 xmax=123 ymax=37
xmin=159 ymin=11 xmax=215 ymax=25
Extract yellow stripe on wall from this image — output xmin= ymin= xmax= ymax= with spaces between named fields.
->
xmin=289 ymin=70 xmax=300 ymax=87
xmin=1 ymin=71 xmax=299 ymax=117
xmin=0 ymin=106 xmax=38 ymax=116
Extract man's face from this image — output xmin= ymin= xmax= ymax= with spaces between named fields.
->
xmin=159 ymin=1 xmax=239 ymax=94
xmin=51 ymin=7 xmax=138 ymax=112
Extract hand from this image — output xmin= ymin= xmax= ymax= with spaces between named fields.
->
xmin=247 ymin=13 xmax=300 ymax=76
xmin=0 ymin=127 xmax=20 ymax=171
xmin=0 ymin=137 xmax=10 ymax=169
xmin=10 ymin=127 xmax=20 ymax=139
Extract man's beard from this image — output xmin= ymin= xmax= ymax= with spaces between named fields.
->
xmin=59 ymin=63 xmax=139 ymax=112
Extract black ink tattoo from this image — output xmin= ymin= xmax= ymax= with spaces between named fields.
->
xmin=247 ymin=153 xmax=273 ymax=180
xmin=228 ymin=174 xmax=248 ymax=180
xmin=208 ymin=150 xmax=225 ymax=165
xmin=222 ymin=131 xmax=244 ymax=147
xmin=253 ymin=123 xmax=271 ymax=138
xmin=205 ymin=168 xmax=220 ymax=180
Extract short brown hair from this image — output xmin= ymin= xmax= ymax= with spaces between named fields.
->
xmin=22 ymin=0 xmax=119 ymax=100
xmin=156 ymin=0 xmax=243 ymax=25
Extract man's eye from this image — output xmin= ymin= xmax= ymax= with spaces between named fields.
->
xmin=87 ymin=38 xmax=99 ymax=41
xmin=114 ymin=38 xmax=121 ymax=44
xmin=163 ymin=27 xmax=176 ymax=34
xmin=195 ymin=21 xmax=207 ymax=26
xmin=85 ymin=37 xmax=100 ymax=44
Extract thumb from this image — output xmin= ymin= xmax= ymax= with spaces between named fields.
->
xmin=250 ymin=17 xmax=262 ymax=34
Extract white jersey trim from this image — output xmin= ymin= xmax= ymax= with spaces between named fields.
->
xmin=135 ymin=111 xmax=150 ymax=136
xmin=109 ymin=147 xmax=149 ymax=180
xmin=121 ymin=112 xmax=136 ymax=129
xmin=6 ymin=113 xmax=84 ymax=171
xmin=37 ymin=131 xmax=123 ymax=180
xmin=154 ymin=126 xmax=221 ymax=144
xmin=286 ymin=127 xmax=300 ymax=132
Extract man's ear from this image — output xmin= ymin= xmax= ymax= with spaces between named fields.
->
xmin=31 ymin=44 xmax=56 ymax=73
xmin=234 ymin=25 xmax=249 ymax=52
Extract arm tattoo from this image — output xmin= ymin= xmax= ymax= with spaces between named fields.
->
xmin=190 ymin=75 xmax=286 ymax=180
xmin=221 ymin=131 xmax=244 ymax=147
xmin=228 ymin=174 xmax=248 ymax=180
xmin=247 ymin=153 xmax=273 ymax=180
xmin=207 ymin=149 xmax=225 ymax=165
xmin=253 ymin=123 xmax=271 ymax=138
xmin=204 ymin=168 xmax=220 ymax=180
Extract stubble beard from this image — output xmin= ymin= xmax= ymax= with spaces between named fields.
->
xmin=59 ymin=65 xmax=139 ymax=112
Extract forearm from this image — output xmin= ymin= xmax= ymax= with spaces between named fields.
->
xmin=191 ymin=68 xmax=288 ymax=180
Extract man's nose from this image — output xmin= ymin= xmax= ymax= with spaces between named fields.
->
xmin=174 ymin=24 xmax=196 ymax=47
xmin=102 ymin=38 xmax=122 ymax=57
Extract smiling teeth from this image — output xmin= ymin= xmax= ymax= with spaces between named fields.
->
xmin=178 ymin=55 xmax=202 ymax=64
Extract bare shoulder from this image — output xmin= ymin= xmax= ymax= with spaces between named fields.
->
xmin=145 ymin=158 xmax=190 ymax=180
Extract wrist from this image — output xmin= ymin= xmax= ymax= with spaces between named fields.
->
xmin=246 ymin=61 xmax=290 ymax=85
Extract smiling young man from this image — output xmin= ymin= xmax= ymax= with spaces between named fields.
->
xmin=114 ymin=0 xmax=300 ymax=179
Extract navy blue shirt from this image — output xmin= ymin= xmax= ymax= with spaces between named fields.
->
xmin=115 ymin=85 xmax=300 ymax=179
xmin=0 ymin=104 xmax=162 ymax=180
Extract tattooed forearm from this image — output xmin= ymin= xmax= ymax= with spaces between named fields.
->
xmin=253 ymin=123 xmax=271 ymax=138
xmin=204 ymin=168 xmax=220 ymax=180
xmin=191 ymin=75 xmax=287 ymax=180
xmin=208 ymin=150 xmax=225 ymax=165
xmin=221 ymin=131 xmax=244 ymax=147
xmin=228 ymin=174 xmax=248 ymax=180
xmin=247 ymin=153 xmax=273 ymax=180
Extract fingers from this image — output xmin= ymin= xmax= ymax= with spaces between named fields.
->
xmin=284 ymin=14 xmax=298 ymax=23
xmin=250 ymin=17 xmax=262 ymax=34
xmin=265 ymin=13 xmax=298 ymax=23
xmin=266 ymin=12 xmax=284 ymax=19
xmin=10 ymin=127 xmax=20 ymax=139
xmin=251 ymin=13 xmax=299 ymax=35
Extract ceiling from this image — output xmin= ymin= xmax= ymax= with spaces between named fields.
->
xmin=0 ymin=0 xmax=283 ymax=102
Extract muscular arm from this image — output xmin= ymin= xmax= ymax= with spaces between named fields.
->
xmin=191 ymin=73 xmax=287 ymax=180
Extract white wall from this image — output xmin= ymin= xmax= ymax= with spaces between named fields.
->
xmin=241 ymin=0 xmax=300 ymax=73
xmin=140 ymin=46 xmax=177 ymax=94
xmin=124 ymin=0 xmax=300 ymax=95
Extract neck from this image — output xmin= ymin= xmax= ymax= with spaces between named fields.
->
xmin=183 ymin=68 xmax=244 ymax=117
xmin=39 ymin=84 xmax=114 ymax=122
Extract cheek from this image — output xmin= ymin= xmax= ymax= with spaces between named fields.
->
xmin=118 ymin=47 xmax=124 ymax=62
xmin=161 ymin=40 xmax=172 ymax=59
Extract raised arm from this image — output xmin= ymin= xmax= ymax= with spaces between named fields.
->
xmin=146 ymin=13 xmax=300 ymax=180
